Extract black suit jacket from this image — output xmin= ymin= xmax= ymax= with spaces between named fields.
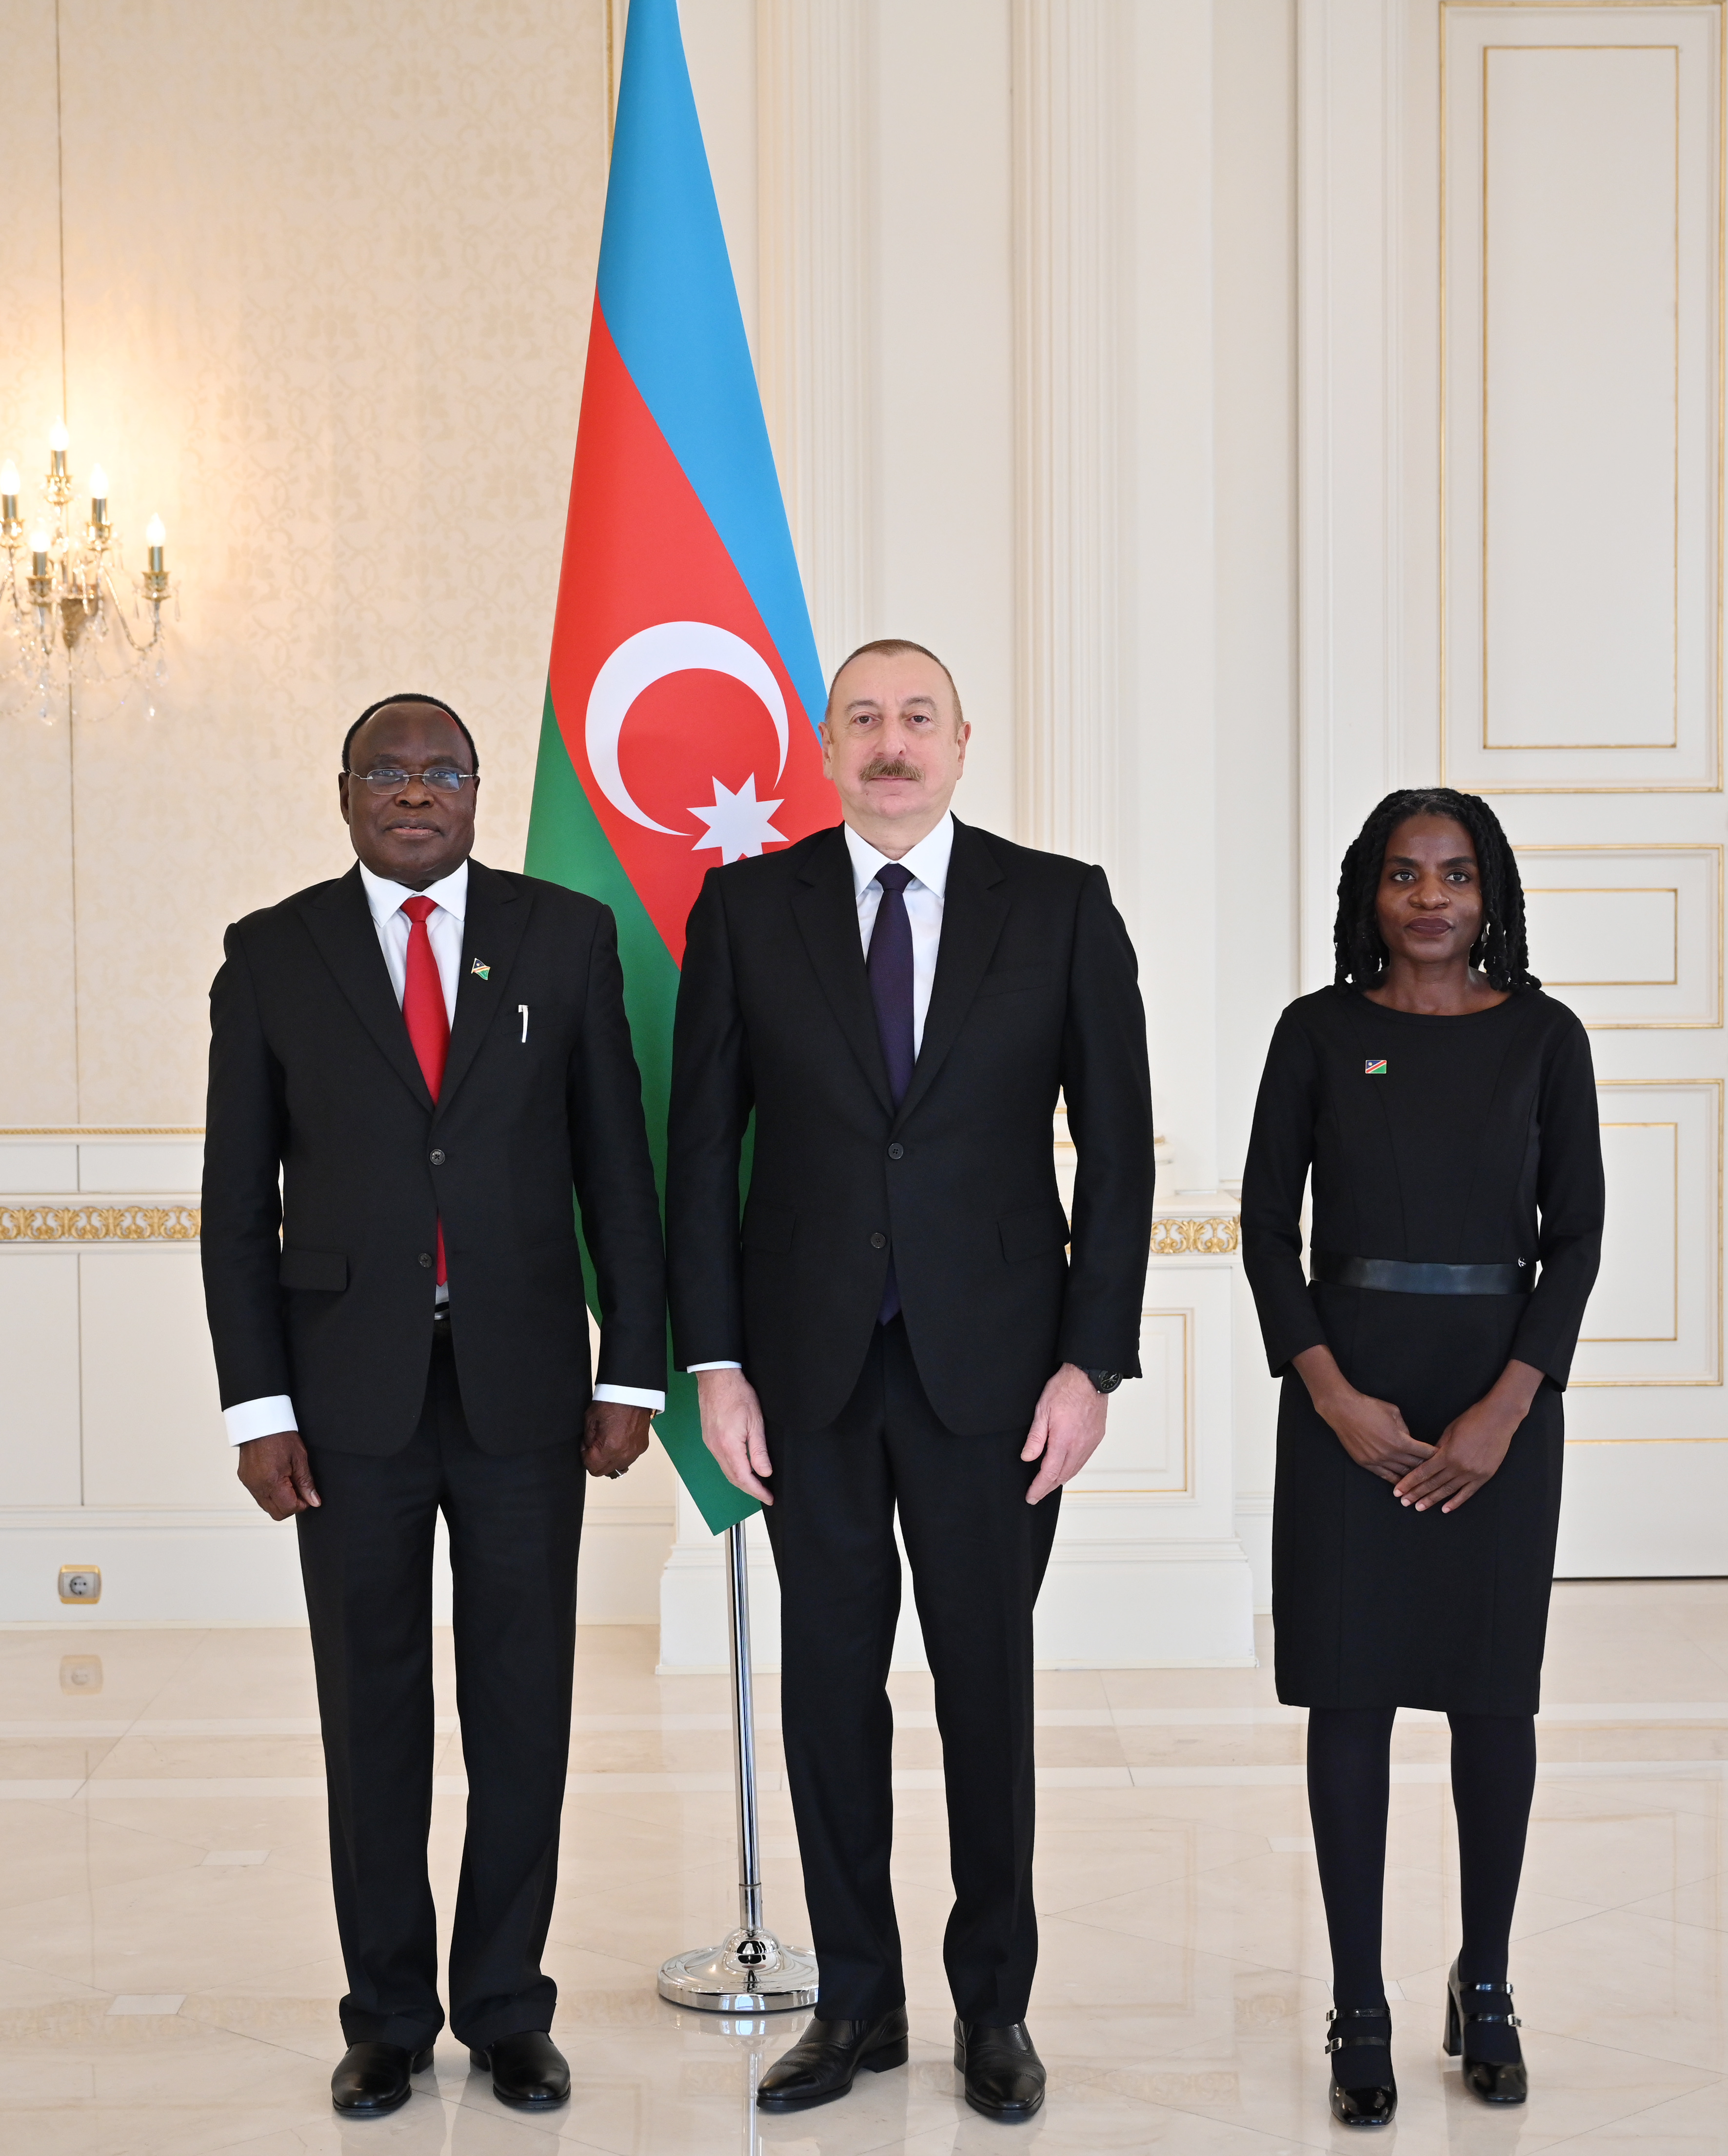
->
xmin=666 ymin=820 xmax=1154 ymax=1434
xmin=200 ymin=859 xmax=666 ymax=1458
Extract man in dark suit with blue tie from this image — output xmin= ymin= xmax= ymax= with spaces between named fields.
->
xmin=667 ymin=641 xmax=1154 ymax=2121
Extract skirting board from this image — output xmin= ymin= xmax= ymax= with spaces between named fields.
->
xmin=0 ymin=1512 xmax=670 ymax=1627
xmin=1556 ymin=1441 xmax=1728 ymax=1578
xmin=659 ymin=1537 xmax=1258 ymax=1673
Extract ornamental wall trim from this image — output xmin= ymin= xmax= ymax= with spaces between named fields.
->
xmin=1149 ymin=1217 xmax=1239 ymax=1256
xmin=0 ymin=1205 xmax=200 ymax=1243
xmin=0 ymin=1205 xmax=1240 ymax=1256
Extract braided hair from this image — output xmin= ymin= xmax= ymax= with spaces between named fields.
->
xmin=1333 ymin=787 xmax=1538 ymax=994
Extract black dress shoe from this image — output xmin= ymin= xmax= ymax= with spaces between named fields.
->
xmin=1444 ymin=1958 xmax=1528 ymax=2104
xmin=954 ymin=2018 xmax=1046 ymax=2121
xmin=330 ymin=2040 xmax=434 ymax=2115
xmin=468 ymin=2030 xmax=571 ymax=2108
xmin=1326 ymin=2005 xmax=1396 ymax=2127
xmin=756 ymin=2007 xmax=910 ymax=2111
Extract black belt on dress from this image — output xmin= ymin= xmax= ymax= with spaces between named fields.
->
xmin=1310 ymin=1251 xmax=1535 ymax=1296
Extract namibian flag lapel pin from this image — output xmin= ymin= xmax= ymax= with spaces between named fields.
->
xmin=470 ymin=959 xmax=491 ymax=980
xmin=1364 ymin=1058 xmax=1388 ymax=1077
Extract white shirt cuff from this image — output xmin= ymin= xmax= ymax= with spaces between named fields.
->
xmin=593 ymin=1384 xmax=666 ymax=1412
xmin=687 ymin=1361 xmax=744 ymax=1372
xmin=225 ymin=1396 xmax=298 ymax=1446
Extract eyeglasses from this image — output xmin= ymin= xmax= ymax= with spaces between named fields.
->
xmin=347 ymin=766 xmax=478 ymax=794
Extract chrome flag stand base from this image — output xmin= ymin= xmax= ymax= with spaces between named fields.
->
xmin=658 ymin=1521 xmax=819 ymax=2014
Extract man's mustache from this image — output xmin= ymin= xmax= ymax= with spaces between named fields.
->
xmin=860 ymin=757 xmax=922 ymax=782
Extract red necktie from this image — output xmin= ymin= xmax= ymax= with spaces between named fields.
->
xmin=400 ymin=895 xmax=450 ymax=1285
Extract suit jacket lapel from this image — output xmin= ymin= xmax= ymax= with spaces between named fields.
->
xmin=437 ymin=860 xmax=531 ymax=1116
xmin=894 ymin=819 xmax=1010 ymax=1130
xmin=298 ymin=866 xmax=434 ymax=1112
xmin=792 ymin=826 xmax=894 ymax=1114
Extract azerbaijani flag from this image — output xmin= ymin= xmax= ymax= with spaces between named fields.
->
xmin=525 ymin=0 xmax=833 ymax=1531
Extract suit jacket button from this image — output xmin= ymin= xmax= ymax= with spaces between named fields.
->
xmin=418 ymin=1252 xmax=434 ymax=1268
xmin=430 ymin=1148 xmax=446 ymax=1166
xmin=887 ymin=1143 xmax=904 ymax=1160
xmin=870 ymin=1231 xmax=887 ymax=1249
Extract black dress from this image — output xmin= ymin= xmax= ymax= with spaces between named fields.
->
xmin=1241 ymin=987 xmax=1604 ymax=1715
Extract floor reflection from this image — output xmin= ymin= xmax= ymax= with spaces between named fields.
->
xmin=0 ymin=1583 xmax=1725 ymax=2150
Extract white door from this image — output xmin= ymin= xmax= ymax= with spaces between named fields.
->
xmin=1442 ymin=4 xmax=1728 ymax=1573
xmin=1299 ymin=0 xmax=1728 ymax=1573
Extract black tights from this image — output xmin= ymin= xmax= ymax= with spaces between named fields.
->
xmin=1306 ymin=1706 xmax=1537 ymax=2008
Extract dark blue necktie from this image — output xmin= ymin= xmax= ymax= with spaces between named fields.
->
xmin=868 ymin=863 xmax=915 ymax=1321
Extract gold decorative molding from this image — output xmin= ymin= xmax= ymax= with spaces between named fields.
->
xmin=4 ymin=1199 xmax=1241 ymax=1256
xmin=0 ymin=1205 xmax=200 ymax=1243
xmin=1150 ymin=1217 xmax=1240 ymax=1256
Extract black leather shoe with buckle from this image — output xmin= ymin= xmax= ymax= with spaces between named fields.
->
xmin=468 ymin=2030 xmax=571 ymax=2108
xmin=330 ymin=2040 xmax=434 ymax=2115
xmin=953 ymin=2018 xmax=1047 ymax=2121
xmin=756 ymin=2007 xmax=910 ymax=2111
xmin=1444 ymin=1959 xmax=1528 ymax=2104
xmin=1326 ymin=2005 xmax=1396 ymax=2127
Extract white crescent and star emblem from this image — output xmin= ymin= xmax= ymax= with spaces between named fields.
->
xmin=584 ymin=620 xmax=790 ymax=862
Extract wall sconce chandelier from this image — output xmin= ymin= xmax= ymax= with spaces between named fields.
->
xmin=1 ymin=421 xmax=178 ymax=722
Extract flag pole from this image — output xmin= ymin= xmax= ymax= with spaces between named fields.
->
xmin=657 ymin=1520 xmax=819 ymax=2012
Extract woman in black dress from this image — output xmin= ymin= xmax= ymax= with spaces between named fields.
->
xmin=1241 ymin=789 xmax=1603 ymax=2127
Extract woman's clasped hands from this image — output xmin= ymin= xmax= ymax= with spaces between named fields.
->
xmin=1291 ymin=1344 xmax=1545 ymax=1514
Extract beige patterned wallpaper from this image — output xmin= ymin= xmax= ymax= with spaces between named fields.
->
xmin=0 ymin=0 xmax=610 ymax=1125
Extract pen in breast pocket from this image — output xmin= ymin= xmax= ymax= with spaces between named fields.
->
xmin=519 ymin=1005 xmax=529 ymax=1044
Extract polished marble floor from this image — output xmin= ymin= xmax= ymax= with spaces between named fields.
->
xmin=3 ymin=1581 xmax=1728 ymax=2154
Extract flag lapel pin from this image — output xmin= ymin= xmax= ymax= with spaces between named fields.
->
xmin=470 ymin=959 xmax=491 ymax=980
xmin=1364 ymin=1057 xmax=1388 ymax=1077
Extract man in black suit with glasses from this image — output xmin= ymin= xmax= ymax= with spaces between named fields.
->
xmin=201 ymin=693 xmax=666 ymax=2118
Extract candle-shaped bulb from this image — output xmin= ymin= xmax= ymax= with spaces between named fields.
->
xmin=0 ymin=458 xmax=18 ymax=496
xmin=89 ymin=464 xmax=108 ymax=499
xmin=30 ymin=526 xmax=50 ymax=574
xmin=48 ymin=420 xmax=69 ymax=452
xmin=146 ymin=514 xmax=166 ymax=574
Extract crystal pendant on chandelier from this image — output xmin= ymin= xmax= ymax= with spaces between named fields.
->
xmin=0 ymin=427 xmax=179 ymax=722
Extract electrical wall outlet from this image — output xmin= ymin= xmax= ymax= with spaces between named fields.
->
xmin=57 ymin=1566 xmax=101 ymax=1605
xmin=60 ymin=1656 xmax=102 ymax=1693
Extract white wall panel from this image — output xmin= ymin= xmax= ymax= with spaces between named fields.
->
xmin=79 ymin=1247 xmax=239 ymax=1509
xmin=1442 ymin=5 xmax=1722 ymax=790
xmin=1557 ymin=1441 xmax=1728 ymax=1575
xmin=755 ymin=0 xmax=875 ymax=670
xmin=79 ymin=1141 xmax=203 ymax=1192
xmin=1530 ymin=890 xmax=1677 ymax=989
xmin=1574 ymin=1080 xmax=1721 ymax=1387
xmin=0 ymin=1143 xmax=80 ymax=1193
xmin=874 ymin=0 xmax=1017 ymax=838
xmin=0 ymin=1252 xmax=82 ymax=1506
xmin=1484 ymin=46 xmax=1679 ymax=752
xmin=1589 ymin=1121 xmax=1678 ymax=1344
xmin=1517 ymin=845 xmax=1720 ymax=1026
xmin=1076 ymin=1310 xmax=1190 ymax=1495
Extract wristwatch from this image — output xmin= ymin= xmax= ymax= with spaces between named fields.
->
xmin=1082 ymin=1368 xmax=1123 ymax=1395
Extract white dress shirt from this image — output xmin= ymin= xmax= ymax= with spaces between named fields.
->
xmin=224 ymin=857 xmax=662 ymax=1442
xmin=688 ymin=812 xmax=954 ymax=1377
